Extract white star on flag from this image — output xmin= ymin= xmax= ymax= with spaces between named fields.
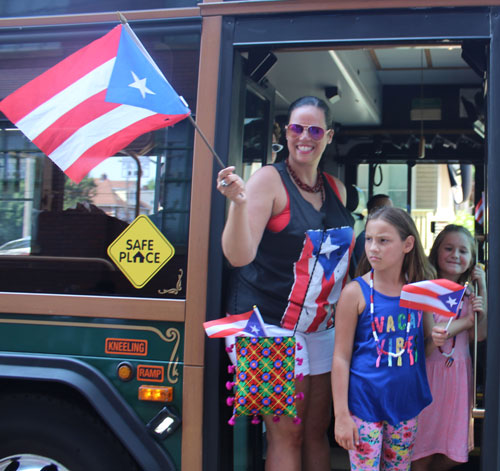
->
xmin=400 ymin=278 xmax=466 ymax=318
xmin=319 ymin=235 xmax=340 ymax=256
xmin=128 ymin=71 xmax=155 ymax=99
xmin=249 ymin=324 xmax=261 ymax=334
xmin=445 ymin=296 xmax=457 ymax=309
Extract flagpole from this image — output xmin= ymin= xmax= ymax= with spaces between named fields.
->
xmin=117 ymin=11 xmax=128 ymax=24
xmin=187 ymin=115 xmax=226 ymax=170
xmin=117 ymin=11 xmax=226 ymax=170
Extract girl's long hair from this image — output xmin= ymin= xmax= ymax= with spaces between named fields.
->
xmin=428 ymin=224 xmax=475 ymax=285
xmin=355 ymin=207 xmax=436 ymax=282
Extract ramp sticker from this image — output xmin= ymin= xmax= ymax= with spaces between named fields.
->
xmin=137 ymin=365 xmax=164 ymax=382
xmin=107 ymin=215 xmax=175 ymax=288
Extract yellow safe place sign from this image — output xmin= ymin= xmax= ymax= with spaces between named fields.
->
xmin=107 ymin=215 xmax=175 ymax=289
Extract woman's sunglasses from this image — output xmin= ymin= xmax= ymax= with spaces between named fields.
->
xmin=272 ymin=143 xmax=284 ymax=153
xmin=286 ymin=123 xmax=327 ymax=141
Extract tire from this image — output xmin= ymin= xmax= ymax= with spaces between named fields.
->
xmin=0 ymin=393 xmax=140 ymax=471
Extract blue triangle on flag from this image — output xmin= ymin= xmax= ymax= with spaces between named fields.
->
xmin=106 ymin=26 xmax=190 ymax=116
xmin=437 ymin=288 xmax=465 ymax=315
xmin=243 ymin=311 xmax=266 ymax=337
xmin=307 ymin=228 xmax=349 ymax=281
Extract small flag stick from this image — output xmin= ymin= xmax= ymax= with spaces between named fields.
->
xmin=253 ymin=305 xmax=269 ymax=336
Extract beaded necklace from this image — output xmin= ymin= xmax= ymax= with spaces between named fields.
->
xmin=285 ymin=159 xmax=324 ymax=194
xmin=369 ymin=269 xmax=412 ymax=365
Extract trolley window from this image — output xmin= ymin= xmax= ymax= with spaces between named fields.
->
xmin=0 ymin=23 xmax=200 ymax=298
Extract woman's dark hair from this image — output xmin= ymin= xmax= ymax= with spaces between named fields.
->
xmin=355 ymin=206 xmax=436 ymax=282
xmin=287 ymin=96 xmax=332 ymax=129
xmin=428 ymin=224 xmax=475 ymax=285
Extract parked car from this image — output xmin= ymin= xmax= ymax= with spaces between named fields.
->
xmin=0 ymin=236 xmax=31 ymax=255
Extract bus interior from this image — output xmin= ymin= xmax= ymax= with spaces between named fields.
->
xmin=225 ymin=39 xmax=486 ymax=470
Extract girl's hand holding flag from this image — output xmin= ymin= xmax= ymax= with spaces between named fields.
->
xmin=399 ymin=278 xmax=467 ymax=318
xmin=432 ymin=290 xmax=484 ymax=346
xmin=399 ymin=278 xmax=467 ymax=351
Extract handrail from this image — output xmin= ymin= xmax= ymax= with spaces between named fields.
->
xmin=472 ymin=281 xmax=485 ymax=419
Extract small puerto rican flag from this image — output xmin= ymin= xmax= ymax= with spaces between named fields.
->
xmin=203 ymin=306 xmax=268 ymax=338
xmin=400 ymin=279 xmax=466 ymax=318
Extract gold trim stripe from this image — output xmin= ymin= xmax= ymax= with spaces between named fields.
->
xmin=0 ymin=317 xmax=176 ymax=343
xmin=0 ymin=292 xmax=185 ymax=322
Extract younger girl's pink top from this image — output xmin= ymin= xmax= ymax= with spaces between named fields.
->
xmin=412 ymin=296 xmax=474 ymax=463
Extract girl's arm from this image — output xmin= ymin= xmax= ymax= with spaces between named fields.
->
xmin=219 ymin=165 xmax=281 ymax=267
xmin=332 ymin=280 xmax=363 ymax=450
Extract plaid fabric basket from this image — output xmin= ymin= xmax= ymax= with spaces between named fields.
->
xmin=227 ymin=336 xmax=302 ymax=424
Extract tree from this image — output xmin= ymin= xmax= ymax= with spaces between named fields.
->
xmin=63 ymin=177 xmax=97 ymax=210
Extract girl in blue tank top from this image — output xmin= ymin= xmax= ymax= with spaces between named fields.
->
xmin=332 ymin=207 xmax=436 ymax=470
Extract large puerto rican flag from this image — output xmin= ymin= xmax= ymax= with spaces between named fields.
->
xmin=0 ymin=23 xmax=190 ymax=183
xmin=281 ymin=226 xmax=354 ymax=333
xmin=400 ymin=279 xmax=466 ymax=318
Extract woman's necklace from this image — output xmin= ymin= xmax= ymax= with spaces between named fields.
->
xmin=285 ymin=159 xmax=324 ymax=194
xmin=370 ymin=269 xmax=412 ymax=367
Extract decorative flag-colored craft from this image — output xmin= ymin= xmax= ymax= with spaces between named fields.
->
xmin=226 ymin=336 xmax=302 ymax=425
xmin=400 ymin=279 xmax=466 ymax=318
xmin=204 ymin=306 xmax=305 ymax=425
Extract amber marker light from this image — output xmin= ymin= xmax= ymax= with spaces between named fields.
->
xmin=116 ymin=362 xmax=134 ymax=382
xmin=138 ymin=385 xmax=173 ymax=402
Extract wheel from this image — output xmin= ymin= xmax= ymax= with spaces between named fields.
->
xmin=0 ymin=454 xmax=70 ymax=470
xmin=0 ymin=393 xmax=140 ymax=471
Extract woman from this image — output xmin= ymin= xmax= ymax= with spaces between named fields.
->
xmin=217 ymin=96 xmax=354 ymax=471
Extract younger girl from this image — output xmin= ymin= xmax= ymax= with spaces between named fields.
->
xmin=332 ymin=206 xmax=435 ymax=470
xmin=411 ymin=224 xmax=487 ymax=470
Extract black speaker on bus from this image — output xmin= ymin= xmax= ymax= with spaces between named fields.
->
xmin=247 ymin=50 xmax=277 ymax=83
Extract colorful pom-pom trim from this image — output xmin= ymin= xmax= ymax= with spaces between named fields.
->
xmin=251 ymin=415 xmax=261 ymax=425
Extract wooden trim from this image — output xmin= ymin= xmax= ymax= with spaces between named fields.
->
xmin=0 ymin=292 xmax=185 ymax=321
xmin=2 ymin=0 xmax=497 ymax=28
xmin=200 ymin=0 xmax=500 ymax=16
xmin=181 ymin=366 xmax=204 ymax=471
xmin=182 ymin=14 xmax=222 ymax=471
xmin=184 ymin=15 xmax=222 ymax=368
xmin=0 ymin=8 xmax=200 ymax=27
